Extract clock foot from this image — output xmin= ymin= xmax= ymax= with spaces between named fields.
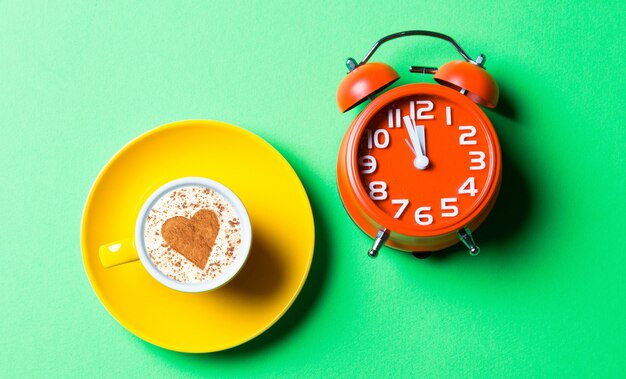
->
xmin=368 ymin=228 xmax=390 ymax=258
xmin=458 ymin=227 xmax=480 ymax=256
xmin=412 ymin=252 xmax=432 ymax=259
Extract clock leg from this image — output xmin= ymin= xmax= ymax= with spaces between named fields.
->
xmin=368 ymin=228 xmax=390 ymax=258
xmin=458 ymin=227 xmax=480 ymax=256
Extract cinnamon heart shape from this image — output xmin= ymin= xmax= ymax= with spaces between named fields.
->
xmin=161 ymin=209 xmax=220 ymax=269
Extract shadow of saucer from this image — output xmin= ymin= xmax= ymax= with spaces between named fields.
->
xmin=213 ymin=179 xmax=330 ymax=355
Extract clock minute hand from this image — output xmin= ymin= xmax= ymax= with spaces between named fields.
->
xmin=402 ymin=115 xmax=429 ymax=170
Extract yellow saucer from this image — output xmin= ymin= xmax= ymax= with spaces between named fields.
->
xmin=80 ymin=120 xmax=315 ymax=353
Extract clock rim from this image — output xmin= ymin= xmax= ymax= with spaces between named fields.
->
xmin=342 ymin=83 xmax=501 ymax=238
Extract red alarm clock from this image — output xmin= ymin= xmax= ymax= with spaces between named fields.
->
xmin=336 ymin=31 xmax=501 ymax=258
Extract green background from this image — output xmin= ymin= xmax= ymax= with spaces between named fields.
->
xmin=1 ymin=1 xmax=624 ymax=377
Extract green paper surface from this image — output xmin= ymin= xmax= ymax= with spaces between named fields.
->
xmin=1 ymin=0 xmax=625 ymax=377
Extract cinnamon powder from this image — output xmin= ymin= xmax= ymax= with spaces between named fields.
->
xmin=161 ymin=209 xmax=220 ymax=269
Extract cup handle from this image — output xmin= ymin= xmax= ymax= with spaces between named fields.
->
xmin=99 ymin=239 xmax=139 ymax=268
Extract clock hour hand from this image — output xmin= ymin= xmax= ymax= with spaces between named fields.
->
xmin=402 ymin=116 xmax=429 ymax=170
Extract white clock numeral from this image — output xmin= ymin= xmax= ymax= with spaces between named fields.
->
xmin=359 ymin=155 xmax=377 ymax=174
xmin=391 ymin=199 xmax=409 ymax=219
xmin=459 ymin=177 xmax=478 ymax=197
xmin=368 ymin=181 xmax=388 ymax=200
xmin=366 ymin=129 xmax=390 ymax=149
xmin=469 ymin=151 xmax=486 ymax=170
xmin=459 ymin=125 xmax=477 ymax=145
xmin=446 ymin=106 xmax=452 ymax=126
xmin=441 ymin=198 xmax=459 ymax=217
xmin=414 ymin=100 xmax=434 ymax=120
xmin=387 ymin=108 xmax=401 ymax=128
xmin=374 ymin=129 xmax=390 ymax=148
xmin=415 ymin=206 xmax=433 ymax=225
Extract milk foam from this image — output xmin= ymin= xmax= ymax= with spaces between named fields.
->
xmin=143 ymin=186 xmax=242 ymax=283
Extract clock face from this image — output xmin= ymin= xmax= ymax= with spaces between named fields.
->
xmin=355 ymin=91 xmax=497 ymax=235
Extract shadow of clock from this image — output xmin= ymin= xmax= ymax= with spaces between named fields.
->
xmin=429 ymin=137 xmax=533 ymax=261
xmin=478 ymin=151 xmax=533 ymax=240
xmin=491 ymin=85 xmax=518 ymax=121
